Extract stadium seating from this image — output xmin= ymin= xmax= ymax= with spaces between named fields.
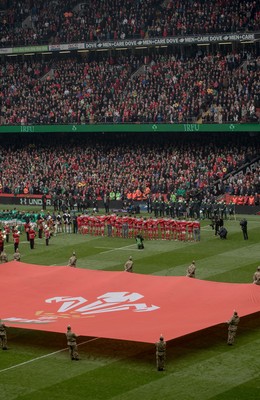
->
xmin=0 ymin=135 xmax=259 ymax=198
xmin=0 ymin=1 xmax=259 ymax=204
xmin=0 ymin=51 xmax=259 ymax=125
xmin=0 ymin=0 xmax=259 ymax=46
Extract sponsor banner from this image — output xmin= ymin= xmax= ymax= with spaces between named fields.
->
xmin=0 ymin=195 xmax=51 ymax=207
xmin=1 ymin=32 xmax=258 ymax=56
xmin=48 ymin=44 xmax=62 ymax=52
xmin=175 ymin=32 xmax=256 ymax=45
xmin=85 ymin=32 xmax=257 ymax=49
xmin=0 ymin=122 xmax=259 ymax=134
xmin=67 ymin=42 xmax=85 ymax=50
xmin=49 ymin=42 xmax=85 ymax=51
xmin=1 ymin=262 xmax=260 ymax=343
xmin=0 ymin=47 xmax=13 ymax=54
xmin=12 ymin=45 xmax=48 ymax=53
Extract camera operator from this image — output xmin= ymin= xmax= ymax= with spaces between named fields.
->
xmin=136 ymin=234 xmax=144 ymax=249
xmin=218 ymin=226 xmax=227 ymax=239
xmin=240 ymin=218 xmax=248 ymax=240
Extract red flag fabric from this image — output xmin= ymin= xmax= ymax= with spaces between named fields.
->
xmin=1 ymin=262 xmax=260 ymax=343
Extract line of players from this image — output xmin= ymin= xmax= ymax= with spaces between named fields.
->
xmin=0 ymin=213 xmax=201 ymax=248
xmin=77 ymin=215 xmax=201 ymax=241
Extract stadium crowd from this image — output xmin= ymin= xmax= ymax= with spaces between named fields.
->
xmin=0 ymin=50 xmax=259 ymax=125
xmin=0 ymin=0 xmax=259 ymax=47
xmin=0 ymin=1 xmax=259 ymax=211
xmin=0 ymin=135 xmax=259 ymax=201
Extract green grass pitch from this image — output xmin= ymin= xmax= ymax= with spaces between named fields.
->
xmin=1 ymin=208 xmax=259 ymax=400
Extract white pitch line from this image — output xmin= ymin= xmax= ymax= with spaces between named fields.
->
xmin=94 ymin=246 xmax=115 ymax=250
xmin=99 ymin=244 xmax=137 ymax=254
xmin=97 ymin=228 xmax=212 ymax=254
xmin=0 ymin=337 xmax=99 ymax=373
xmin=4 ymin=240 xmax=30 ymax=247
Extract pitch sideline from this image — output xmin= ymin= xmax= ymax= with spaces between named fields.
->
xmin=0 ymin=337 xmax=99 ymax=373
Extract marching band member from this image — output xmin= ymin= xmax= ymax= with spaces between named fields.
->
xmin=0 ymin=229 xmax=5 ymax=253
xmin=4 ymin=224 xmax=10 ymax=243
xmin=12 ymin=227 xmax=20 ymax=252
xmin=28 ymin=224 xmax=36 ymax=250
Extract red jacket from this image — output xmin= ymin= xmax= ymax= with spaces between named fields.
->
xmin=13 ymin=231 xmax=20 ymax=243
xmin=29 ymin=229 xmax=36 ymax=240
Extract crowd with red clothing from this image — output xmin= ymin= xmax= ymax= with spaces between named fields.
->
xmin=0 ymin=50 xmax=259 ymax=126
xmin=0 ymin=133 xmax=259 ymax=201
xmin=0 ymin=0 xmax=259 ymax=47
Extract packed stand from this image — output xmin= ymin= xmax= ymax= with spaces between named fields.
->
xmin=0 ymin=51 xmax=259 ymax=125
xmin=0 ymin=0 xmax=79 ymax=47
xmin=162 ymin=0 xmax=259 ymax=36
xmin=0 ymin=134 xmax=259 ymax=202
xmin=0 ymin=0 xmax=259 ymax=47
xmin=0 ymin=55 xmax=141 ymax=124
xmin=221 ymin=162 xmax=260 ymax=204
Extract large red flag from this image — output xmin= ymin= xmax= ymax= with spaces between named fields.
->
xmin=1 ymin=262 xmax=259 ymax=343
